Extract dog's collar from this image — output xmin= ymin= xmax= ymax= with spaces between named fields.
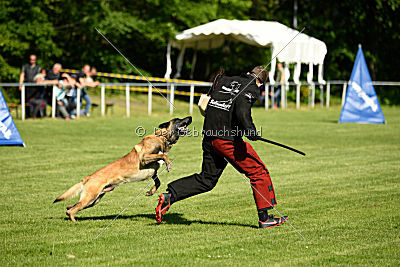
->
xmin=155 ymin=132 xmax=171 ymax=146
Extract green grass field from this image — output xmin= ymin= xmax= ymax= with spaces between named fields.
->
xmin=1 ymin=99 xmax=399 ymax=265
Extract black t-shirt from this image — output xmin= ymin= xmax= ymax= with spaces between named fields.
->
xmin=203 ymin=73 xmax=260 ymax=141
xmin=46 ymin=70 xmax=62 ymax=81
xmin=22 ymin=63 xmax=41 ymax=82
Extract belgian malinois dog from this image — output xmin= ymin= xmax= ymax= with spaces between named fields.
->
xmin=53 ymin=116 xmax=192 ymax=222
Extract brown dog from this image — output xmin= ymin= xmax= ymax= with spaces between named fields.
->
xmin=53 ymin=116 xmax=192 ymax=222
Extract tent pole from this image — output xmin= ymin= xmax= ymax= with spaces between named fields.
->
xmin=174 ymin=46 xmax=186 ymax=78
xmin=164 ymin=41 xmax=172 ymax=80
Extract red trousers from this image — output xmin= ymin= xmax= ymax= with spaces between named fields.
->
xmin=168 ymin=137 xmax=277 ymax=210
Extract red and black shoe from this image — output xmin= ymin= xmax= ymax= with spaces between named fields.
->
xmin=155 ymin=193 xmax=171 ymax=224
xmin=259 ymin=215 xmax=289 ymax=229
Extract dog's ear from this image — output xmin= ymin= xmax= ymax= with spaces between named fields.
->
xmin=158 ymin=121 xmax=170 ymax=129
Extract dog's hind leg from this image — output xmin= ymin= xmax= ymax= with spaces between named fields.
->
xmin=146 ymin=173 xmax=161 ymax=196
xmin=66 ymin=184 xmax=103 ymax=222
xmin=82 ymin=192 xmax=106 ymax=210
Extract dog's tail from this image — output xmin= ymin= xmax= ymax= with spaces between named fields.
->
xmin=53 ymin=182 xmax=84 ymax=203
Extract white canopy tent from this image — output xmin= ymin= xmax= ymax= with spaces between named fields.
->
xmin=164 ymin=19 xmax=327 ymax=84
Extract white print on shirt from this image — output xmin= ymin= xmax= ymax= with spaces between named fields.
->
xmin=219 ymin=81 xmax=241 ymax=95
xmin=208 ymin=98 xmax=233 ymax=111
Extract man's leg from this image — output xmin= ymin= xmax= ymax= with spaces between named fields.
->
xmin=82 ymin=92 xmax=91 ymax=116
xmin=155 ymin=137 xmax=227 ymax=223
xmin=212 ymin=138 xmax=288 ymax=228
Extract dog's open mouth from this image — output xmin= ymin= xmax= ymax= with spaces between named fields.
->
xmin=178 ymin=125 xmax=190 ymax=135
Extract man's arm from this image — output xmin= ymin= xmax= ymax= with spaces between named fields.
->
xmin=19 ymin=67 xmax=25 ymax=91
xmin=234 ymin=93 xmax=259 ymax=140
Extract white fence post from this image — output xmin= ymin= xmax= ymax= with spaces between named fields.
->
xmin=169 ymin=84 xmax=175 ymax=115
xmin=76 ymin=88 xmax=81 ymax=118
xmin=101 ymin=84 xmax=105 ymax=116
xmin=52 ymin=85 xmax=56 ymax=118
xmin=341 ymin=82 xmax=347 ymax=107
xmin=320 ymin=84 xmax=324 ymax=107
xmin=296 ymin=83 xmax=300 ymax=109
xmin=189 ymin=84 xmax=194 ymax=115
xmin=148 ymin=84 xmax=152 ymax=116
xmin=126 ymin=83 xmax=130 ymax=117
xmin=311 ymin=83 xmax=315 ymax=108
xmin=326 ymin=82 xmax=330 ymax=108
xmin=265 ymin=85 xmax=269 ymax=111
xmin=271 ymin=86 xmax=275 ymax=109
xmin=21 ymin=85 xmax=25 ymax=121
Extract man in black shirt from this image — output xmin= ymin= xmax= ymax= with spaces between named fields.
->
xmin=19 ymin=54 xmax=41 ymax=88
xmin=155 ymin=66 xmax=288 ymax=229
xmin=19 ymin=54 xmax=42 ymax=118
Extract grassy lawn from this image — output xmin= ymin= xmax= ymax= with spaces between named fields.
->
xmin=0 ymin=98 xmax=399 ymax=265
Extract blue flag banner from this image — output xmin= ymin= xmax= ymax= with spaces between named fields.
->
xmin=339 ymin=46 xmax=385 ymax=124
xmin=0 ymin=88 xmax=25 ymax=146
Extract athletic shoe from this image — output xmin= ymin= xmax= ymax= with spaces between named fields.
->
xmin=259 ymin=215 xmax=289 ymax=229
xmin=155 ymin=193 xmax=171 ymax=224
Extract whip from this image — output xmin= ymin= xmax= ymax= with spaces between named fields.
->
xmin=256 ymin=137 xmax=306 ymax=156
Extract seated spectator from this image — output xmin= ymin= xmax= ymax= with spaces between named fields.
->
xmin=66 ymin=74 xmax=83 ymax=118
xmin=46 ymin=63 xmax=74 ymax=120
xmin=78 ymin=64 xmax=100 ymax=117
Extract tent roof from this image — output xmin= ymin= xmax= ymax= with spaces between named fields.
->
xmin=173 ymin=19 xmax=327 ymax=65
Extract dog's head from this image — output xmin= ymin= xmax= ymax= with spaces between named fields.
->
xmin=158 ymin=116 xmax=192 ymax=145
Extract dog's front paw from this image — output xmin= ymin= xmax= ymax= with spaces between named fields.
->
xmin=145 ymin=185 xmax=157 ymax=196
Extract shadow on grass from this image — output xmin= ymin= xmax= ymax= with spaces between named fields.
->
xmin=68 ymin=212 xmax=257 ymax=228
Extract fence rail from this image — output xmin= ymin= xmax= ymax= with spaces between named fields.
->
xmin=0 ymin=80 xmax=398 ymax=120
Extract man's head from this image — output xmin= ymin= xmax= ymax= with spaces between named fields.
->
xmin=91 ymin=67 xmax=97 ymax=76
xmin=251 ymin=66 xmax=268 ymax=86
xmin=53 ymin=63 xmax=62 ymax=74
xmin=29 ymin=54 xmax=37 ymax=65
xmin=277 ymin=62 xmax=283 ymax=70
xmin=82 ymin=64 xmax=91 ymax=74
